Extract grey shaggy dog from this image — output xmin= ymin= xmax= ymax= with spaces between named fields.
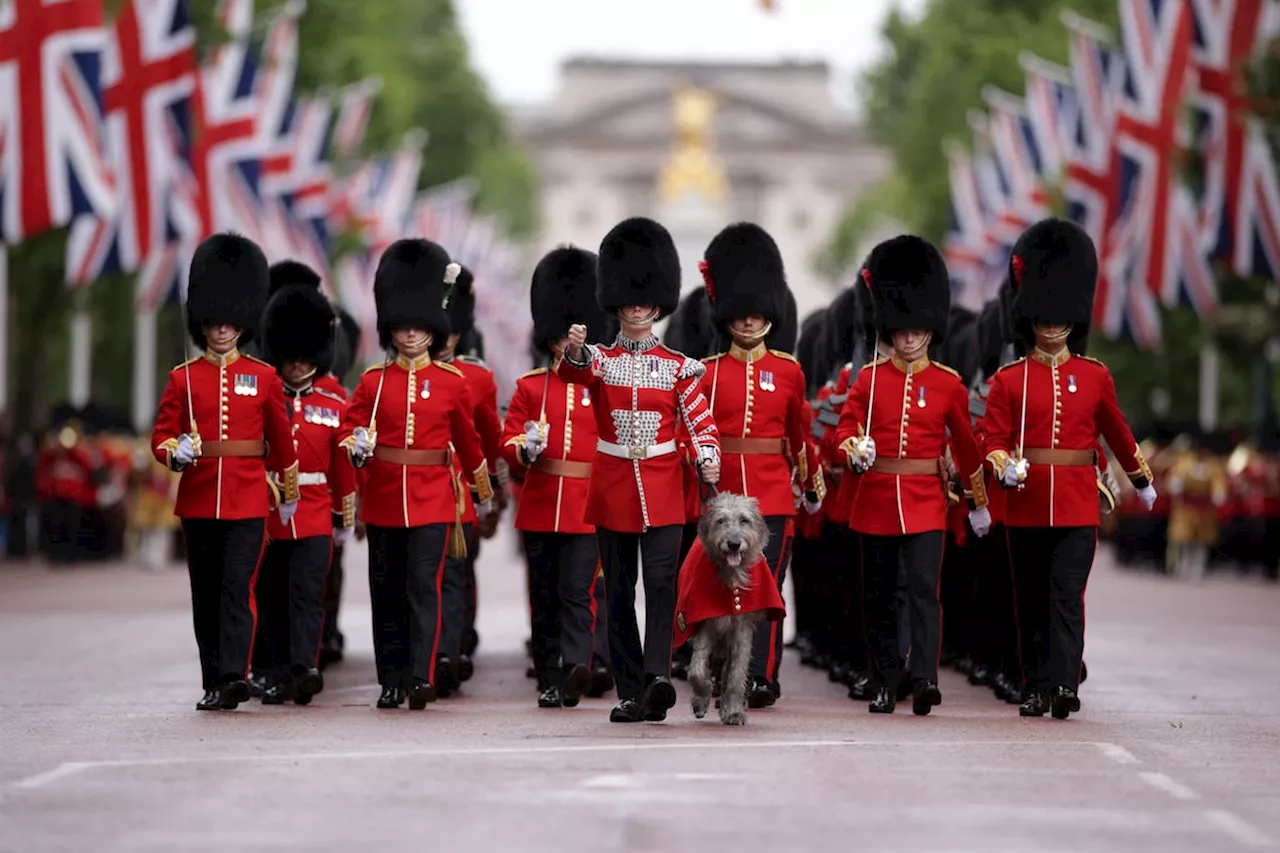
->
xmin=688 ymin=492 xmax=770 ymax=726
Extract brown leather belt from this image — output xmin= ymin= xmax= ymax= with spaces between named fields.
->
xmin=532 ymin=458 xmax=592 ymax=479
xmin=1024 ymin=448 xmax=1097 ymax=467
xmin=720 ymin=437 xmax=787 ymax=455
xmin=870 ymin=457 xmax=940 ymax=476
xmin=373 ymin=446 xmax=452 ymax=466
xmin=200 ymin=440 xmax=264 ymax=458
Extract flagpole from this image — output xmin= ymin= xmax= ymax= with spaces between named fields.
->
xmin=133 ymin=307 xmax=157 ymax=432
xmin=1199 ymin=326 xmax=1220 ymax=433
xmin=69 ymin=287 xmax=92 ymax=409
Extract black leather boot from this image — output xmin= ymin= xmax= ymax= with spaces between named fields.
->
xmin=407 ymin=680 xmax=435 ymax=710
xmin=912 ymin=680 xmax=942 ymax=716
xmin=1019 ymin=690 xmax=1048 ymax=717
xmin=196 ymin=689 xmax=220 ymax=711
xmin=869 ymin=686 xmax=896 ymax=714
xmin=376 ymin=685 xmax=404 ymax=709
xmin=1050 ymin=686 xmax=1081 ymax=720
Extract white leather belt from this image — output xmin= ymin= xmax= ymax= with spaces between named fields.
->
xmin=273 ymin=472 xmax=328 ymax=486
xmin=597 ymin=439 xmax=677 ymax=460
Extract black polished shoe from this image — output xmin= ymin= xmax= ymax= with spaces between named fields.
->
xmin=847 ymin=674 xmax=873 ymax=701
xmin=407 ymin=680 xmax=436 ymax=710
xmin=458 ymin=654 xmax=474 ymax=682
xmin=968 ymin=664 xmax=992 ymax=686
xmin=376 ymin=685 xmax=404 ymax=709
xmin=993 ymin=672 xmax=1023 ymax=704
xmin=294 ymin=667 xmax=324 ymax=702
xmin=747 ymin=678 xmax=776 ymax=709
xmin=588 ymin=664 xmax=613 ymax=698
xmin=1019 ymin=690 xmax=1049 ymax=717
xmin=261 ymin=683 xmax=289 ymax=705
xmin=610 ymin=698 xmax=643 ymax=723
xmin=538 ymin=686 xmax=563 ymax=708
xmin=219 ymin=679 xmax=251 ymax=710
xmin=561 ymin=664 xmax=591 ymax=708
xmin=912 ymin=680 xmax=942 ymax=716
xmin=434 ymin=657 xmax=458 ymax=698
xmin=869 ymin=686 xmax=896 ymax=714
xmin=641 ymin=677 xmax=677 ymax=721
xmin=1050 ymin=686 xmax=1081 ymax=720
xmin=828 ymin=661 xmax=851 ymax=684
xmin=196 ymin=689 xmax=221 ymax=711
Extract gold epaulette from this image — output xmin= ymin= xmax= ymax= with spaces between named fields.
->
xmin=243 ymin=353 xmax=273 ymax=368
xmin=932 ymin=361 xmax=961 ymax=379
xmin=859 ymin=357 xmax=890 ymax=372
xmin=519 ymin=367 xmax=548 ymax=379
xmin=170 ymin=356 xmax=200 ymax=372
xmin=433 ymin=361 xmax=463 ymax=377
xmin=770 ymin=350 xmax=797 ymax=362
xmin=456 ymin=354 xmax=488 ymax=369
xmin=994 ymin=357 xmax=1027 ymax=376
xmin=313 ymin=387 xmax=345 ymax=404
xmin=362 ymin=361 xmax=391 ymax=375
xmin=701 ymin=353 xmax=725 ymax=364
xmin=1077 ymin=355 xmax=1106 ymax=366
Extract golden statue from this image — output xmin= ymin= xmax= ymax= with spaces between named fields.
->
xmin=658 ymin=86 xmax=728 ymax=203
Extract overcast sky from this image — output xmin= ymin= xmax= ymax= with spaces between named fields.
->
xmin=454 ymin=0 xmax=927 ymax=111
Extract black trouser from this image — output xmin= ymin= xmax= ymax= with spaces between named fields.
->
xmin=596 ymin=525 xmax=683 ymax=701
xmin=861 ymin=531 xmax=945 ymax=690
xmin=822 ymin=521 xmax=865 ymax=670
xmin=790 ymin=531 xmax=820 ymax=641
xmin=972 ymin=523 xmax=1019 ymax=679
xmin=322 ymin=544 xmax=345 ymax=646
xmin=590 ymin=562 xmax=609 ymax=665
xmin=180 ymin=518 xmax=267 ymax=690
xmin=1007 ymin=526 xmax=1097 ymax=693
xmin=255 ymin=536 xmax=333 ymax=679
xmin=462 ymin=527 xmax=481 ymax=651
xmin=748 ymin=516 xmax=791 ymax=682
xmin=366 ymin=523 xmax=448 ymax=688
xmin=525 ymin=531 xmax=599 ymax=688
xmin=940 ymin=528 xmax=974 ymax=661
xmin=439 ymin=523 xmax=475 ymax=667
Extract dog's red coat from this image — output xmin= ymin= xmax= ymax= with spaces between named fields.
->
xmin=673 ymin=538 xmax=786 ymax=646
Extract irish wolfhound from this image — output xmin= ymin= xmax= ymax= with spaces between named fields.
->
xmin=684 ymin=492 xmax=774 ymax=726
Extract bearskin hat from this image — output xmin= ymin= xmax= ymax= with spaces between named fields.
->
xmin=185 ymin=232 xmax=270 ymax=348
xmin=701 ymin=222 xmax=789 ymax=329
xmin=530 ymin=246 xmax=610 ymax=353
xmin=821 ymin=287 xmax=864 ymax=369
xmin=862 ymin=235 xmax=951 ymax=345
xmin=268 ymin=259 xmax=322 ymax=298
xmin=795 ymin=308 xmax=827 ymax=394
xmin=666 ymin=286 xmax=716 ymax=359
xmin=766 ymin=288 xmax=798 ymax=353
xmin=328 ymin=307 xmax=360 ymax=380
xmin=597 ymin=217 xmax=681 ymax=318
xmin=261 ymin=284 xmax=337 ymax=374
xmin=447 ymin=266 xmax=476 ymax=339
xmin=373 ymin=238 xmax=458 ymax=352
xmin=1009 ymin=218 xmax=1097 ymax=348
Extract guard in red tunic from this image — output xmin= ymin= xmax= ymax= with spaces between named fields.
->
xmin=339 ymin=239 xmax=493 ymax=711
xmin=559 ymin=217 xmax=721 ymax=723
xmin=254 ymin=284 xmax=357 ymax=705
xmin=502 ymin=246 xmax=607 ymax=708
xmin=435 ymin=265 xmax=503 ymax=693
xmin=834 ymin=236 xmax=991 ymax=715
xmin=698 ymin=223 xmax=824 ymax=707
xmin=982 ymin=219 xmax=1156 ymax=720
xmin=321 ymin=305 xmax=361 ymax=668
xmin=151 ymin=233 xmax=300 ymax=711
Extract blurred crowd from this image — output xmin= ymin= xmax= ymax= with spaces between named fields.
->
xmin=1105 ymin=426 xmax=1280 ymax=582
xmin=1 ymin=403 xmax=181 ymax=569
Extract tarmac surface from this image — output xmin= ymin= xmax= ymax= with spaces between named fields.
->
xmin=2 ymin=526 xmax=1279 ymax=853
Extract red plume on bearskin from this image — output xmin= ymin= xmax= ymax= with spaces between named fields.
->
xmin=698 ymin=259 xmax=715 ymax=303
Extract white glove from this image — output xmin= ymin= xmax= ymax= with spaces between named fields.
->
xmin=476 ymin=499 xmax=494 ymax=518
xmin=802 ymin=491 xmax=822 ymax=515
xmin=174 ymin=434 xmax=197 ymax=466
xmin=1000 ymin=457 xmax=1029 ymax=488
xmin=1137 ymin=484 xmax=1157 ymax=511
xmin=968 ymin=506 xmax=992 ymax=538
xmin=850 ymin=436 xmax=876 ymax=474
xmin=523 ymin=422 xmax=547 ymax=462
xmin=352 ymin=426 xmax=375 ymax=459
xmin=278 ymin=500 xmax=298 ymax=526
xmin=333 ymin=526 xmax=354 ymax=545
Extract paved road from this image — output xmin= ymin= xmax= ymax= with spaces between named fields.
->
xmin=2 ymin=528 xmax=1278 ymax=853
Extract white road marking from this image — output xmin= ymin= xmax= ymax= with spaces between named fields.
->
xmin=8 ymin=739 xmax=1110 ymax=790
xmin=580 ymin=774 xmax=631 ymax=788
xmin=1138 ymin=772 xmax=1201 ymax=801
xmin=1095 ymin=742 xmax=1140 ymax=764
xmin=1203 ymin=809 xmax=1275 ymax=848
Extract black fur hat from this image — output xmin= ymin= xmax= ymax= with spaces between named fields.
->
xmin=373 ymin=238 xmax=459 ymax=352
xmin=597 ymin=217 xmax=681 ymax=318
xmin=821 ymin=287 xmax=863 ymax=369
xmin=185 ymin=232 xmax=270 ymax=348
xmin=268 ymin=259 xmax=322 ymax=298
xmin=795 ymin=308 xmax=826 ymax=393
xmin=666 ymin=286 xmax=716 ymax=359
xmin=530 ymin=246 xmax=610 ymax=353
xmin=702 ymin=222 xmax=788 ymax=329
xmin=862 ymin=235 xmax=951 ymax=345
xmin=1009 ymin=218 xmax=1097 ymax=348
xmin=447 ymin=266 xmax=476 ymax=339
xmin=766 ymin=288 xmax=798 ymax=352
xmin=261 ymin=284 xmax=337 ymax=374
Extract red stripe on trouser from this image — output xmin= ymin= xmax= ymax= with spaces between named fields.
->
xmin=243 ymin=529 xmax=270 ymax=679
xmin=312 ymin=536 xmax=335 ymax=667
xmin=427 ymin=533 xmax=449 ymax=679
xmin=587 ymin=559 xmax=602 ymax=646
xmin=765 ymin=526 xmax=794 ymax=682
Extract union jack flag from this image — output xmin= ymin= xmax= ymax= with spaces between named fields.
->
xmin=942 ymin=141 xmax=1003 ymax=308
xmin=0 ymin=0 xmax=116 ymax=243
xmin=330 ymin=75 xmax=380 ymax=164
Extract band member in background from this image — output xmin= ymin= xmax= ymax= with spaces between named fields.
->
xmin=982 ymin=218 xmax=1156 ymax=720
xmin=835 ymin=236 xmax=991 ymax=716
xmin=152 ymin=233 xmax=300 ymax=711
xmin=559 ymin=217 xmax=721 ymax=724
xmin=699 ymin=223 xmax=824 ymax=708
xmin=435 ymin=266 xmax=503 ymax=693
xmin=503 ymin=246 xmax=607 ymax=708
xmin=340 ymin=239 xmax=493 ymax=711
xmin=254 ymin=284 xmax=357 ymax=705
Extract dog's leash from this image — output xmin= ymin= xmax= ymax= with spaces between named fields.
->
xmin=696 ymin=461 xmax=720 ymax=505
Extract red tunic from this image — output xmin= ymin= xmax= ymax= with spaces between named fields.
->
xmin=982 ymin=350 xmax=1149 ymax=529
xmin=151 ymin=350 xmax=299 ymax=520
xmin=501 ymin=365 xmax=597 ymax=535
xmin=35 ymin=442 xmax=97 ymax=506
xmin=674 ymin=538 xmax=786 ymax=646
xmin=703 ymin=343 xmax=824 ymax=517
xmin=822 ymin=364 xmax=857 ymax=526
xmin=833 ymin=355 xmax=986 ymax=536
xmin=339 ymin=353 xmax=492 ymax=528
xmin=557 ymin=335 xmax=719 ymax=532
xmin=446 ymin=355 xmax=502 ymax=524
xmin=267 ymin=385 xmax=358 ymax=540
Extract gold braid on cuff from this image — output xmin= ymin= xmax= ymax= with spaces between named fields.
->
xmin=967 ymin=467 xmax=989 ymax=509
xmin=281 ymin=461 xmax=300 ymax=503
xmin=341 ymin=493 xmax=356 ymax=529
xmin=1126 ymin=444 xmax=1154 ymax=487
xmin=472 ymin=463 xmax=494 ymax=504
xmin=986 ymin=449 xmax=1012 ymax=472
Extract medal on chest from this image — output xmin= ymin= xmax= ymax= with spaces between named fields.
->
xmin=1067 ymin=374 xmax=1078 ymax=394
xmin=581 ymin=387 xmax=591 ymax=407
xmin=760 ymin=369 xmax=776 ymax=392
xmin=234 ymin=374 xmax=258 ymax=396
xmin=648 ymin=356 xmax=660 ymax=379
xmin=916 ymin=387 xmax=927 ymax=408
xmin=420 ymin=379 xmax=431 ymax=400
xmin=305 ymin=405 xmax=339 ymax=428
